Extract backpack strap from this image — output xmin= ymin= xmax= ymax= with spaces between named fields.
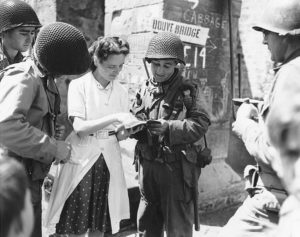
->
xmin=41 ymin=76 xmax=61 ymax=137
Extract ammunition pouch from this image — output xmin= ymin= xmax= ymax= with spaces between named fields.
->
xmin=185 ymin=143 xmax=212 ymax=168
xmin=193 ymin=134 xmax=212 ymax=168
xmin=196 ymin=147 xmax=212 ymax=168
xmin=181 ymin=144 xmax=201 ymax=188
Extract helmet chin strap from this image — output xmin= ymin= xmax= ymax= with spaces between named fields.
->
xmin=152 ymin=68 xmax=179 ymax=85
xmin=32 ymin=46 xmax=53 ymax=77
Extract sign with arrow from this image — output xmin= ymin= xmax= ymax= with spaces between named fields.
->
xmin=152 ymin=18 xmax=209 ymax=45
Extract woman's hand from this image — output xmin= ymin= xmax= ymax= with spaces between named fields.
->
xmin=115 ymin=124 xmax=130 ymax=141
xmin=114 ymin=112 xmax=136 ymax=124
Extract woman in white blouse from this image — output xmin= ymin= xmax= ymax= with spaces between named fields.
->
xmin=46 ymin=37 xmax=132 ymax=237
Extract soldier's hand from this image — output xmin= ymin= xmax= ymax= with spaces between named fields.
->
xmin=236 ymin=103 xmax=258 ymax=121
xmin=147 ymin=119 xmax=169 ymax=135
xmin=55 ymin=141 xmax=71 ymax=163
xmin=54 ymin=124 xmax=66 ymax=141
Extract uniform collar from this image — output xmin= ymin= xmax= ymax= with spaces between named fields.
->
xmin=0 ymin=45 xmax=24 ymax=64
xmin=275 ymin=48 xmax=300 ymax=73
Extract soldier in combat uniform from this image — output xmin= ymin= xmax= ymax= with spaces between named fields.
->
xmin=0 ymin=0 xmax=41 ymax=70
xmin=264 ymin=0 xmax=300 ymax=236
xmin=218 ymin=0 xmax=300 ymax=236
xmin=131 ymin=32 xmax=210 ymax=237
xmin=0 ymin=22 xmax=91 ymax=237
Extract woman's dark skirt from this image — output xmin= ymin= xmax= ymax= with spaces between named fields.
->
xmin=56 ymin=154 xmax=110 ymax=235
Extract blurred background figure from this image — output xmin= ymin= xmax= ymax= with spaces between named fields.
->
xmin=0 ymin=0 xmax=41 ymax=70
xmin=218 ymin=0 xmax=300 ymax=236
xmin=0 ymin=156 xmax=34 ymax=237
xmin=266 ymin=2 xmax=300 ymax=235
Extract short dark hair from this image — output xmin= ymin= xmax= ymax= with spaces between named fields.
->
xmin=88 ymin=36 xmax=130 ymax=71
xmin=0 ymin=156 xmax=28 ymax=237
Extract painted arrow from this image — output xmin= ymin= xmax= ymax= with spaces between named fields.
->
xmin=206 ymin=39 xmax=217 ymax=53
xmin=185 ymin=0 xmax=199 ymax=9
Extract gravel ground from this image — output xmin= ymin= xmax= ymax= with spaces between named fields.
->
xmin=104 ymin=203 xmax=240 ymax=237
xmin=43 ymin=194 xmax=241 ymax=237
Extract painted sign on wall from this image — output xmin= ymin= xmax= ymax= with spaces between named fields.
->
xmin=163 ymin=0 xmax=239 ymax=124
xmin=152 ymin=18 xmax=209 ymax=45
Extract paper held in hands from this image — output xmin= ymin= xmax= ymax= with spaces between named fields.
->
xmin=123 ymin=118 xmax=163 ymax=135
xmin=123 ymin=119 xmax=147 ymax=135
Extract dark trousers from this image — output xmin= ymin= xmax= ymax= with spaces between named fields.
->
xmin=137 ymin=160 xmax=194 ymax=237
xmin=29 ymin=179 xmax=43 ymax=237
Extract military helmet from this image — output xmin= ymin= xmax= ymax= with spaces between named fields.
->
xmin=34 ymin=22 xmax=91 ymax=76
xmin=253 ymin=0 xmax=300 ymax=35
xmin=145 ymin=32 xmax=185 ymax=65
xmin=0 ymin=0 xmax=41 ymax=33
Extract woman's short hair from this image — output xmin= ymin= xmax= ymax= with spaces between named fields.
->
xmin=88 ymin=36 xmax=130 ymax=71
xmin=0 ymin=156 xmax=28 ymax=237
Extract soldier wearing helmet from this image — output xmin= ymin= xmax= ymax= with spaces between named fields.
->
xmin=0 ymin=22 xmax=91 ymax=237
xmin=131 ymin=32 xmax=210 ymax=237
xmin=262 ymin=0 xmax=300 ymax=236
xmin=218 ymin=0 xmax=300 ymax=236
xmin=0 ymin=0 xmax=41 ymax=70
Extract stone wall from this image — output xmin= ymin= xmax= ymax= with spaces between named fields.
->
xmin=237 ymin=0 xmax=274 ymax=99
xmin=56 ymin=0 xmax=105 ymax=45
xmin=26 ymin=0 xmax=273 ymax=118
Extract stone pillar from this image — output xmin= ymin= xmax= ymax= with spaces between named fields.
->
xmin=105 ymin=0 xmax=247 ymax=212
xmin=104 ymin=0 xmax=164 ymax=89
xmin=56 ymin=0 xmax=105 ymax=45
